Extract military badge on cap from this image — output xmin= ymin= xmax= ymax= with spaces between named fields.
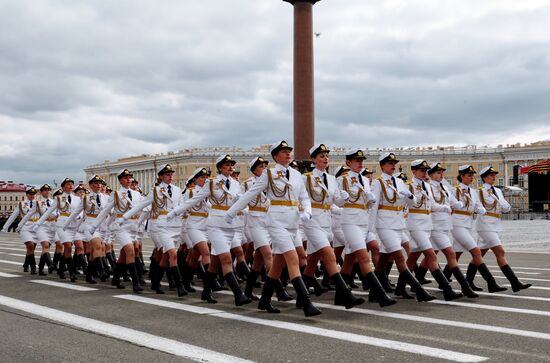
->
xmin=411 ymin=159 xmax=430 ymax=170
xmin=249 ymin=156 xmax=269 ymax=172
xmin=458 ymin=165 xmax=476 ymax=174
xmin=105 ymin=186 xmax=113 ymax=193
xmin=215 ymin=154 xmax=237 ymax=169
xmin=190 ymin=167 xmax=210 ymax=181
xmin=61 ymin=177 xmax=75 ymax=187
xmin=378 ymin=152 xmax=399 ymax=164
xmin=428 ymin=162 xmax=446 ymax=174
xmin=479 ymin=166 xmax=499 ymax=178
xmin=270 ymin=140 xmax=293 ymax=157
xmin=394 ymin=171 xmax=408 ymax=183
xmin=53 ymin=188 xmax=63 ymax=197
xmin=25 ymin=186 xmax=38 ymax=194
xmin=289 ymin=160 xmax=300 ymax=170
xmin=345 ymin=149 xmax=367 ymax=160
xmin=88 ymin=175 xmax=104 ymax=184
xmin=309 ymin=143 xmax=330 ymax=158
xmin=157 ymin=164 xmax=175 ymax=176
xmin=40 ymin=184 xmax=52 ymax=192
xmin=74 ymin=184 xmax=87 ymax=193
xmin=335 ymin=165 xmax=351 ymax=179
xmin=361 ymin=167 xmax=373 ymax=176
xmin=117 ymin=169 xmax=133 ymax=179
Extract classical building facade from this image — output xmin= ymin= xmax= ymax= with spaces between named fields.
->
xmin=0 ymin=181 xmax=28 ymax=218
xmin=84 ymin=140 xmax=550 ymax=203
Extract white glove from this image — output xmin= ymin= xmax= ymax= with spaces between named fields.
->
xmin=475 ymin=206 xmax=487 ymax=215
xmin=166 ymin=210 xmax=177 ymax=221
xmin=233 ymin=193 xmax=242 ymax=202
xmin=340 ymin=191 xmax=350 ymax=201
xmin=453 ymin=201 xmax=465 ymax=209
xmin=442 ymin=205 xmax=452 ymax=213
xmin=77 ymin=224 xmax=86 ymax=233
xmin=224 ymin=214 xmax=234 ymax=224
xmin=1 ymin=229 xmax=7 ymax=233
xmin=88 ymin=225 xmax=97 ymax=235
xmin=32 ymin=224 xmax=41 ymax=232
xmin=15 ymin=226 xmax=22 ymax=233
xmin=366 ymin=191 xmax=377 ymax=203
xmin=299 ymin=211 xmax=312 ymax=222
xmin=399 ymin=190 xmax=413 ymax=199
xmin=115 ymin=217 xmax=125 ymax=227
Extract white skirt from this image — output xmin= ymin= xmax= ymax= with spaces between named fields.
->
xmin=452 ymin=227 xmax=478 ymax=253
xmin=409 ymin=230 xmax=433 ymax=252
xmin=303 ymin=220 xmax=332 ymax=254
xmin=477 ymin=231 xmax=502 ymax=250
xmin=376 ymin=228 xmax=405 ymax=254
xmin=342 ymin=224 xmax=368 ymax=255
xmin=430 ymin=230 xmax=452 ymax=250
xmin=207 ymin=226 xmax=235 ymax=256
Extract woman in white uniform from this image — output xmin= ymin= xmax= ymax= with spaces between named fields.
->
xmin=34 ymin=178 xmax=79 ymax=281
xmin=371 ymin=153 xmax=435 ymax=302
xmin=474 ymin=166 xmax=531 ymax=292
xmin=90 ymin=169 xmax=144 ymax=293
xmin=2 ymin=187 xmax=39 ymax=274
xmin=227 ymin=141 xmax=321 ymax=317
xmin=450 ymin=165 xmax=507 ymax=293
xmin=301 ymin=144 xmax=366 ymax=309
xmin=170 ymin=155 xmax=252 ymax=306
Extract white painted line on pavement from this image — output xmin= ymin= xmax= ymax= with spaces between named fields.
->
xmin=503 ymin=285 xmax=550 ymax=291
xmin=389 ymin=273 xmax=550 ymax=284
xmin=0 ymin=252 xmax=26 ymax=257
xmin=0 ymin=295 xmax=252 ymax=363
xmin=0 ymin=259 xmax=21 ymax=265
xmin=422 ymin=286 xmax=550 ymax=303
xmin=29 ymin=280 xmax=99 ymax=292
xmin=430 ymin=300 xmax=550 ymax=317
xmin=457 ymin=263 xmax=550 ymax=272
xmin=313 ymin=302 xmax=550 ymax=340
xmin=115 ymin=294 xmax=488 ymax=362
xmin=0 ymin=246 xmax=29 ymax=252
xmin=0 ymin=272 xmax=20 ymax=278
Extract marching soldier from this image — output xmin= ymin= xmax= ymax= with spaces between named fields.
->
xmin=336 ymin=149 xmax=395 ymax=307
xmin=302 ymin=144 xmax=368 ymax=308
xmin=371 ymin=153 xmax=435 ymax=302
xmin=451 ymin=165 xmax=507 ymax=292
xmin=474 ymin=166 xmax=531 ymax=292
xmin=226 ymin=141 xmax=322 ymax=317
xmin=15 ymin=184 xmax=56 ymax=275
xmin=34 ymin=178 xmax=79 ymax=281
xmin=169 ymin=155 xmax=252 ymax=307
xmin=2 ymin=187 xmax=39 ymax=274
xmin=89 ymin=169 xmax=144 ymax=293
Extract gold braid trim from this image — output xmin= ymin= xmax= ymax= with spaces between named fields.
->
xmin=114 ymin=191 xmax=131 ymax=213
xmin=479 ymin=188 xmax=497 ymax=211
xmin=455 ymin=186 xmax=471 ymax=209
xmin=409 ymin=183 xmax=426 ymax=209
xmin=307 ymin=174 xmax=327 ymax=203
xmin=377 ymin=177 xmax=397 ymax=204
xmin=267 ymin=169 xmax=290 ymax=199
xmin=342 ymin=176 xmax=363 ymax=203
xmin=209 ymin=177 xmax=228 ymax=206
xmin=57 ymin=195 xmax=71 ymax=213
xmin=431 ymin=184 xmax=446 ymax=204
xmin=18 ymin=201 xmax=26 ymax=217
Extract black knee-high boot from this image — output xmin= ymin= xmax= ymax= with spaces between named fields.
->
xmin=280 ymin=267 xmax=290 ymax=287
xmin=466 ymin=263 xmax=483 ymax=291
xmin=321 ymin=268 xmax=335 ymax=290
xmin=333 ymin=272 xmax=365 ymax=309
xmin=291 ymin=277 xmax=322 ymax=317
xmin=23 ymin=255 xmax=30 ymax=272
xmin=38 ymin=254 xmax=47 ymax=276
xmin=78 ymin=254 xmax=88 ymax=275
xmin=385 ymin=261 xmax=395 ymax=287
xmin=58 ymin=256 xmax=66 ymax=279
xmin=396 ymin=270 xmax=436 ymax=302
xmin=443 ymin=264 xmax=453 ymax=282
xmin=165 ymin=267 xmax=176 ymax=289
xmin=44 ymin=253 xmax=53 ymax=273
xmin=106 ymin=252 xmax=116 ymax=273
xmin=51 ymin=252 xmax=61 ymax=273
xmin=111 ymin=262 xmax=126 ymax=289
xmin=477 ymin=263 xmax=507 ymax=293
xmin=150 ymin=266 xmax=165 ymax=294
xmin=431 ymin=268 xmax=463 ymax=301
xmin=180 ymin=261 xmax=196 ymax=293
xmin=363 ymin=272 xmax=397 ymax=307
xmin=258 ymin=277 xmax=280 ymax=313
xmin=127 ymin=263 xmax=143 ymax=293
xmin=500 ymin=264 xmax=531 ymax=292
xmin=415 ymin=266 xmax=431 ymax=285
xmin=302 ymin=274 xmax=328 ymax=296
xmin=451 ymin=266 xmax=478 ymax=298
xmin=225 ymin=271 xmax=252 ymax=306
xmin=235 ymin=260 xmax=251 ymax=282
xmin=134 ymin=257 xmax=146 ymax=285
xmin=245 ymin=269 xmax=260 ymax=300
xmin=375 ymin=270 xmax=395 ymax=293
xmin=139 ymin=252 xmax=147 ymax=273
xmin=201 ymin=272 xmax=218 ymax=304
xmin=66 ymin=256 xmax=77 ymax=282
xmin=95 ymin=258 xmax=109 ymax=282
xmin=29 ymin=255 xmax=37 ymax=275
xmin=85 ymin=261 xmax=97 ymax=284
xmin=170 ymin=266 xmax=188 ymax=297
xmin=275 ymin=279 xmax=293 ymax=301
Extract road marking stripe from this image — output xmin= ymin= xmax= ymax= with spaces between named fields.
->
xmin=0 ymin=246 xmax=30 ymax=252
xmin=312 ymin=302 xmax=550 ymax=340
xmin=0 ymin=259 xmax=21 ymax=265
xmin=0 ymin=295 xmax=252 ymax=363
xmin=0 ymin=272 xmax=20 ymax=278
xmin=457 ymin=263 xmax=550 ymax=272
xmin=115 ymin=294 xmax=488 ymax=362
xmin=502 ymin=285 xmax=550 ymax=291
xmin=389 ymin=273 xmax=550 ymax=284
xmin=29 ymin=280 xmax=99 ymax=291
xmin=0 ymin=252 xmax=26 ymax=257
xmin=429 ymin=300 xmax=550 ymax=317
xmin=422 ymin=286 xmax=550 ymax=303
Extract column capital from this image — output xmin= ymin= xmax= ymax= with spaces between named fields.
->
xmin=283 ymin=0 xmax=321 ymax=5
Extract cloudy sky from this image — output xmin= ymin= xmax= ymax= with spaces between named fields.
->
xmin=1 ymin=0 xmax=550 ymax=185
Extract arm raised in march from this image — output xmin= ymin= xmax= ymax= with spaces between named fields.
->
xmin=122 ymin=193 xmax=153 ymax=220
xmin=1 ymin=207 xmax=20 ymax=232
xmin=62 ymin=199 xmax=84 ymax=230
xmin=35 ymin=199 xmax=58 ymax=227
xmin=227 ymin=172 xmax=268 ymax=218
xmin=171 ymin=182 xmax=211 ymax=216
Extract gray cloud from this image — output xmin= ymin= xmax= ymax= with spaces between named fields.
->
xmin=1 ymin=0 xmax=549 ymax=185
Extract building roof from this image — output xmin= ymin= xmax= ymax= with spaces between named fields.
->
xmin=0 ymin=181 xmax=27 ymax=192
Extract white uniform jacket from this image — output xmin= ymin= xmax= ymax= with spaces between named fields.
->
xmin=476 ymin=184 xmax=511 ymax=233
xmin=305 ymin=168 xmax=346 ymax=228
xmin=336 ymin=170 xmax=374 ymax=226
xmin=372 ymin=173 xmax=418 ymax=230
xmin=429 ymin=180 xmax=463 ymax=231
xmin=227 ymin=163 xmax=312 ymax=230
xmin=123 ymin=182 xmax=182 ymax=228
xmin=36 ymin=193 xmax=79 ymax=229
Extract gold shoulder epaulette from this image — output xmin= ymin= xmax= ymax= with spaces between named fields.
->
xmin=303 ymin=172 xmax=313 ymax=176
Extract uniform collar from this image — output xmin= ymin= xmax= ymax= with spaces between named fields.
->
xmin=159 ymin=181 xmax=171 ymax=188
xmin=483 ymin=183 xmax=493 ymax=190
xmin=218 ymin=174 xmax=230 ymax=182
xmin=275 ymin=163 xmax=289 ymax=173
xmin=348 ymin=170 xmax=360 ymax=178
xmin=313 ymin=168 xmax=326 ymax=177
xmin=413 ymin=177 xmax=424 ymax=185
xmin=381 ymin=172 xmax=393 ymax=180
xmin=120 ymin=186 xmax=130 ymax=192
xmin=459 ymin=182 xmax=470 ymax=190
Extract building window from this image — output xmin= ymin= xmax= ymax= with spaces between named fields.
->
xmin=497 ymin=178 xmax=504 ymax=187
xmin=519 ymin=176 xmax=525 ymax=188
